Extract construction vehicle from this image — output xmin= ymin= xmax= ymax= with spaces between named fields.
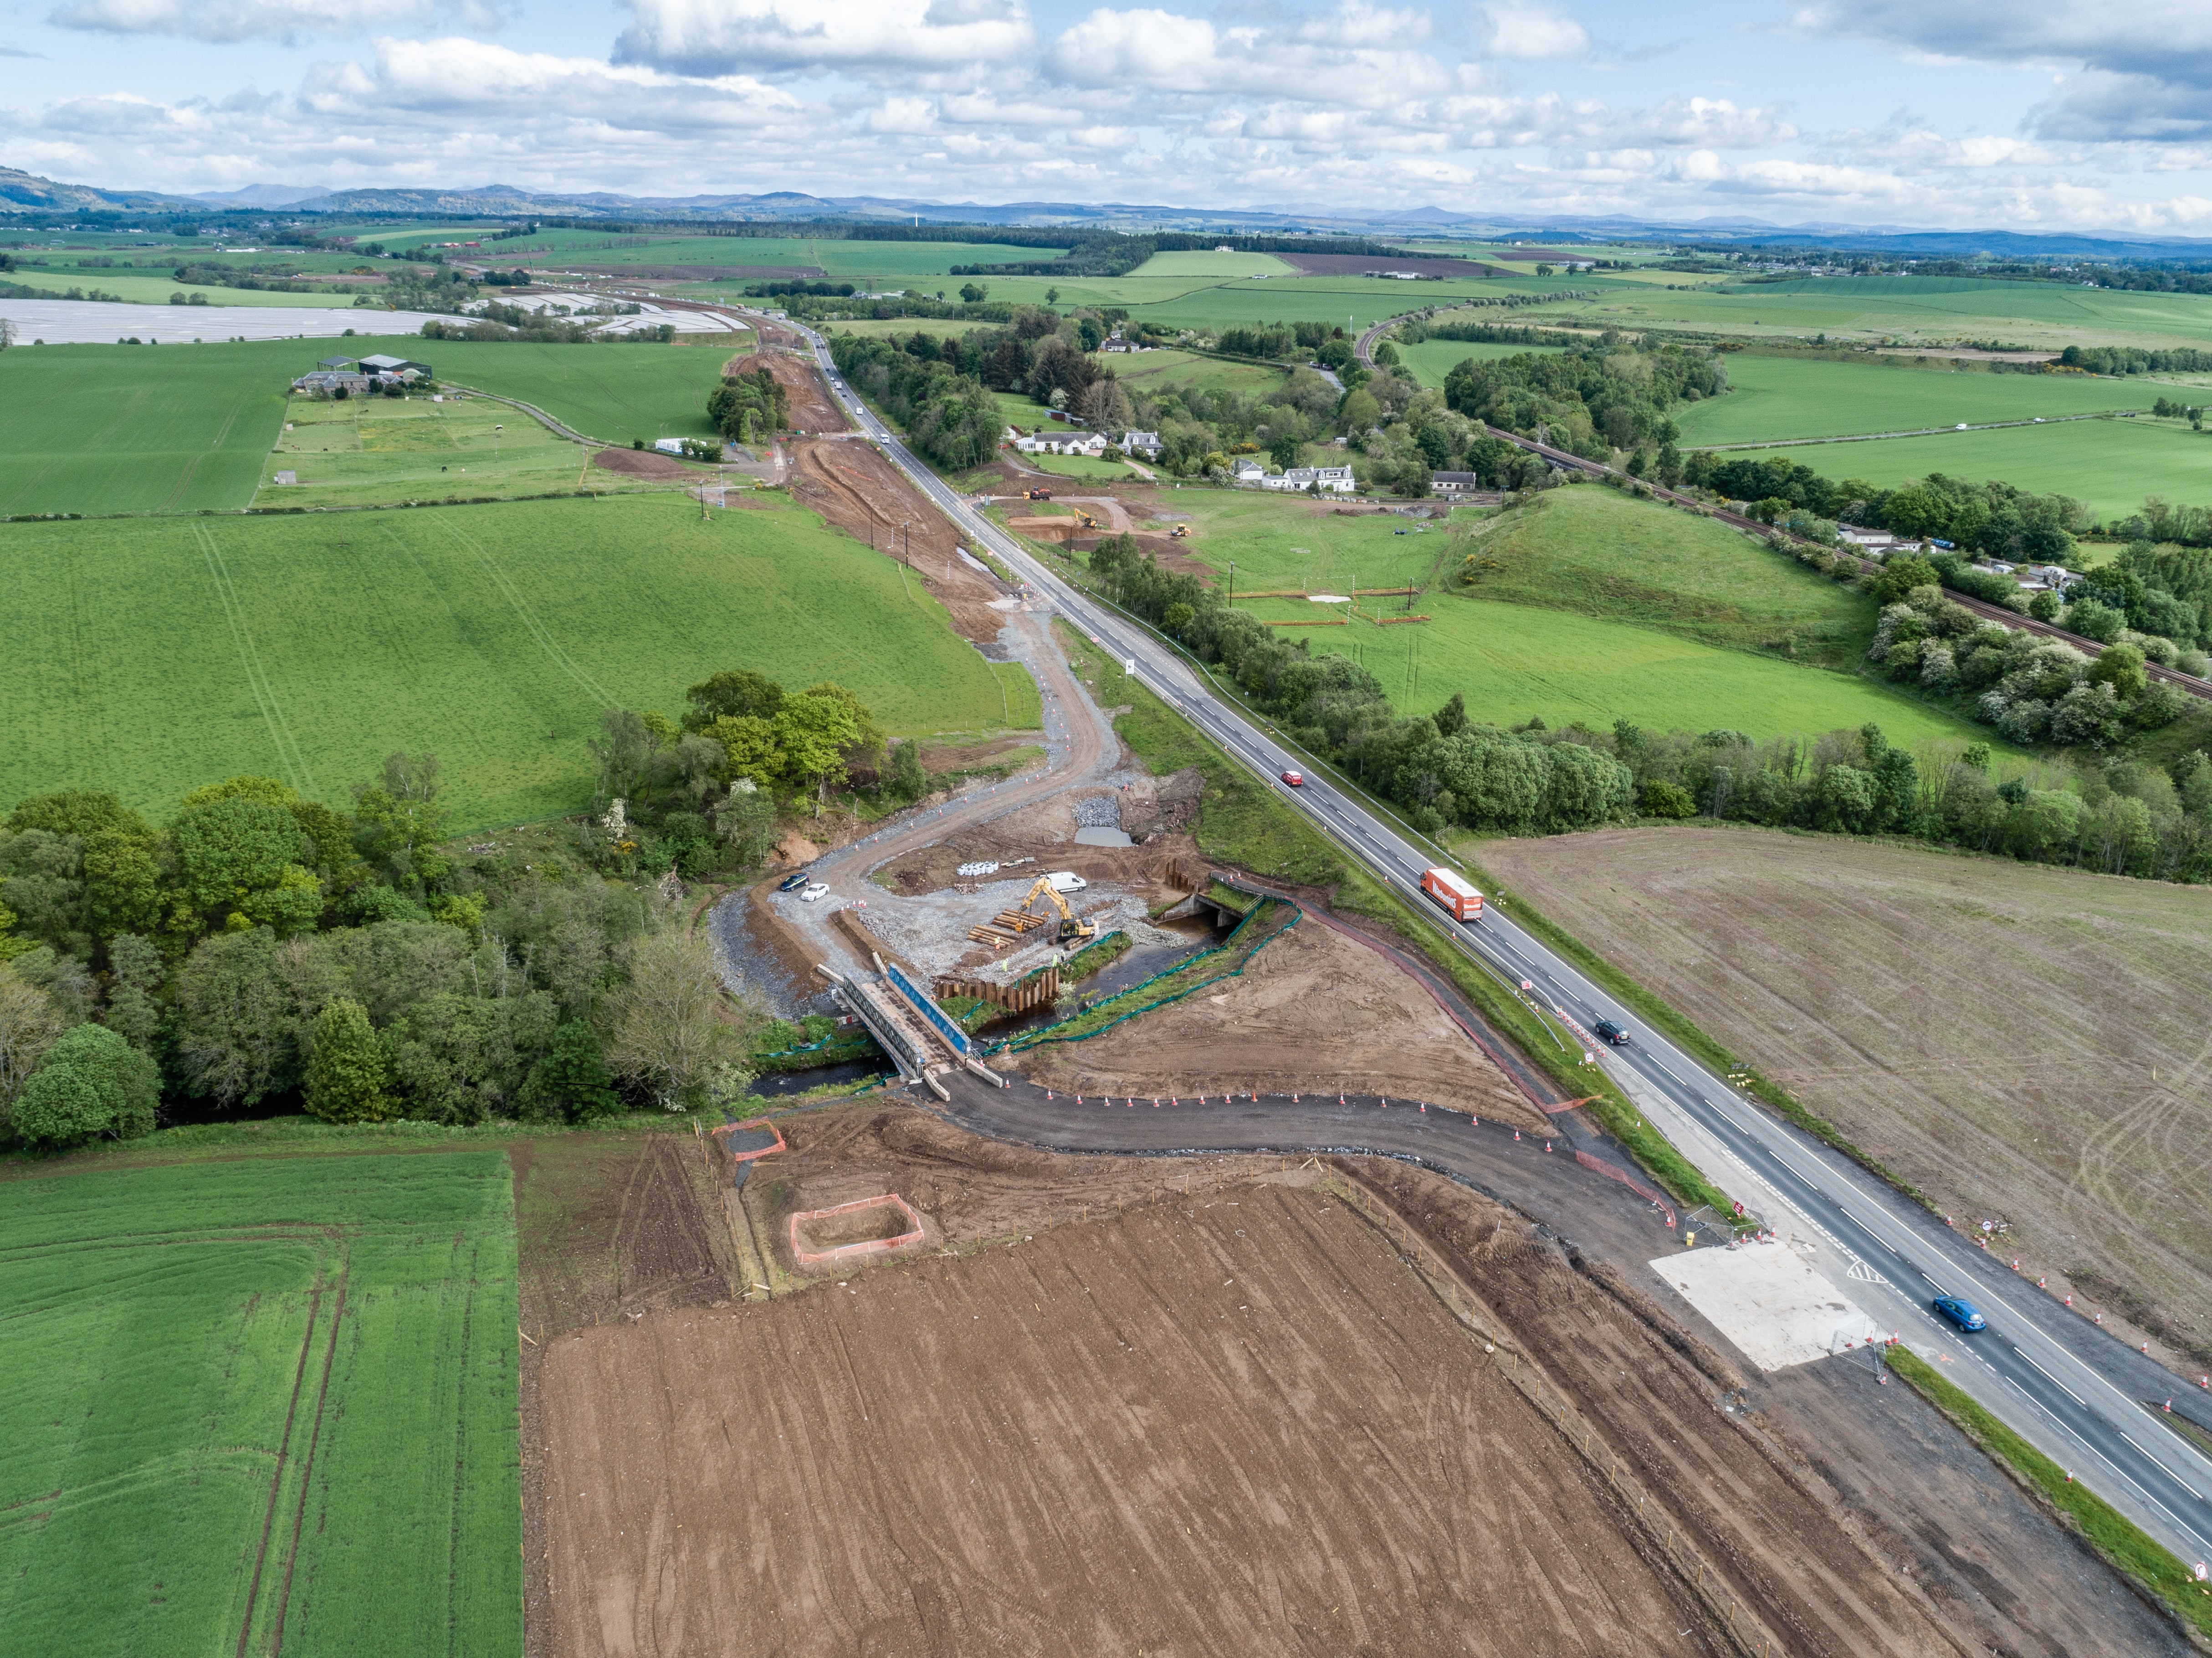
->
xmin=1025 ymin=488 xmax=1054 ymax=501
xmin=1016 ymin=875 xmax=1096 ymax=943
xmin=1167 ymin=523 xmax=1189 ymax=539
xmin=1075 ymin=509 xmax=1099 ymax=530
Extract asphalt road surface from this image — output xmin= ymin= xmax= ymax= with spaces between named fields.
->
xmin=771 ymin=311 xmax=2212 ymax=1569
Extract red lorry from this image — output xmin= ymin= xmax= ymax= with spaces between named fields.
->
xmin=1420 ymin=866 xmax=1484 ymax=922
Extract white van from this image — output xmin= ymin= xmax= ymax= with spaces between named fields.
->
xmin=1045 ymin=871 xmax=1088 ymax=893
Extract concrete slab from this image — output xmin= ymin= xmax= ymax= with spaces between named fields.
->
xmin=1652 ymin=1241 xmax=1878 ymax=1372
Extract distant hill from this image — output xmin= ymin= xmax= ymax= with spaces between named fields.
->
xmin=8 ymin=164 xmax=2212 ymax=260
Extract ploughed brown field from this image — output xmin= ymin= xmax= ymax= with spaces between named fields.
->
xmin=525 ymin=1109 xmax=1999 ymax=1658
xmin=1475 ymin=824 xmax=2212 ymax=1371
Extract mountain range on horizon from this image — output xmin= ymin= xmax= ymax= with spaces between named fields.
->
xmin=5 ymin=164 xmax=2211 ymax=261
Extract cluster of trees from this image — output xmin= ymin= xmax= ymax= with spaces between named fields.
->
xmin=1866 ymin=575 xmax=2193 ymax=748
xmin=742 ymin=280 xmax=857 ymax=298
xmin=827 ymin=331 xmax=1003 ymax=471
xmin=1442 ymin=337 xmax=1726 ymax=468
xmin=707 ymin=366 xmax=788 ymax=445
xmin=1700 ymin=460 xmax=2090 ymax=563
xmin=1619 ymin=718 xmax=2212 ymax=881
xmin=1394 ymin=318 xmax=1587 ymax=350
xmin=0 ymin=758 xmax=770 ymax=1153
xmin=416 ymin=312 xmax=673 ymax=345
xmin=2063 ymin=543 xmax=2212 ymax=653
xmin=1214 ymin=321 xmax=1354 ymax=369
xmin=169 ymin=261 xmax=314 ymax=293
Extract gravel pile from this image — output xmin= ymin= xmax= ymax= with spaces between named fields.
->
xmin=1072 ymin=793 xmax=1122 ymax=829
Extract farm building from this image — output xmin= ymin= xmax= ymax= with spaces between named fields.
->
xmin=358 ymin=353 xmax=430 ymax=378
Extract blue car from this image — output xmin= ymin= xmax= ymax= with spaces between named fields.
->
xmin=1933 ymin=1295 xmax=1987 ymax=1332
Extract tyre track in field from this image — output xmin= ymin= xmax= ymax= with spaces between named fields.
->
xmin=194 ymin=522 xmax=316 ymax=796
xmin=432 ymin=516 xmax=619 ymax=710
xmin=235 ymin=1267 xmax=330 ymax=1658
xmin=268 ymin=1263 xmax=348 ymax=1656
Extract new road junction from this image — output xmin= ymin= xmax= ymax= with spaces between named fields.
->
xmin=773 ymin=310 xmax=2212 ymax=1572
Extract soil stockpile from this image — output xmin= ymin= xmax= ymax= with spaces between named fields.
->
xmin=1005 ymin=911 xmax=1547 ymax=1130
xmin=1478 ymin=824 xmax=2212 ymax=1372
xmin=537 ymin=1179 xmax=1723 ymax=1658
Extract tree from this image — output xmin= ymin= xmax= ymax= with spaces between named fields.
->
xmin=170 ymin=795 xmax=320 ymax=934
xmin=685 ymin=667 xmax=784 ymax=729
xmin=522 ymin=1019 xmax=620 ymax=1122
xmin=705 ymin=715 xmax=783 ymax=789
xmin=799 ymin=681 xmax=883 ymax=769
xmin=1044 ymin=287 xmax=1060 ymax=305
xmin=716 ymin=779 xmax=779 ymax=868
xmin=1433 ymin=692 xmax=1468 ymax=738
xmin=1870 ymin=553 xmax=1941 ymax=605
xmin=352 ymin=752 xmax=449 ymax=888
xmin=0 ymin=959 xmax=63 ymax=1114
xmin=2087 ymin=642 xmax=2148 ymax=701
xmin=174 ymin=927 xmax=294 ymax=1107
xmin=13 ymin=1023 xmax=159 ymax=1147
xmin=602 ymin=930 xmax=757 ymax=1109
xmin=586 ymin=710 xmax=651 ymax=807
xmin=304 ymin=997 xmax=392 ymax=1123
xmin=1163 ymin=601 xmax=1196 ymax=637
xmin=1639 ymin=780 xmax=1696 ymax=818
xmin=959 ymin=282 xmax=987 ymax=304
xmin=890 ymin=737 xmax=928 ymax=802
xmin=773 ymin=691 xmax=861 ymax=806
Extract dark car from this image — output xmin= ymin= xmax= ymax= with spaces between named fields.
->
xmin=777 ymin=872 xmax=810 ymax=892
xmin=1934 ymin=1295 xmax=1987 ymax=1332
xmin=1592 ymin=1018 xmax=1632 ymax=1045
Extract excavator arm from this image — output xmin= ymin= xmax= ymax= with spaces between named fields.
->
xmin=1020 ymin=876 xmax=1097 ymax=943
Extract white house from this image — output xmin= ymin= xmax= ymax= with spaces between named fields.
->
xmin=1014 ymin=430 xmax=1108 ymax=457
xmin=1118 ymin=430 xmax=1163 ymax=459
xmin=1244 ymin=463 xmax=1357 ymax=494
xmin=1230 ymin=458 xmax=1266 ymax=483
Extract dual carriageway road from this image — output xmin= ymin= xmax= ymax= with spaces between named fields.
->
xmin=766 ymin=311 xmax=2212 ymax=1571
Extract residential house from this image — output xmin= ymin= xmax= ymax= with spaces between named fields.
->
xmin=1118 ymin=430 xmax=1163 ymax=460
xmin=1230 ymin=458 xmax=1266 ymax=483
xmin=1431 ymin=471 xmax=1482 ymax=494
xmin=1014 ymin=430 xmax=1109 ymax=457
xmin=291 ymin=370 xmax=370 ymax=397
xmin=1255 ymin=465 xmax=1357 ymax=495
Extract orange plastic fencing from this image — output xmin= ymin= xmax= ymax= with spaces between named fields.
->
xmin=788 ymin=1193 xmax=926 ymax=1267
xmin=710 ymin=1116 xmax=787 ymax=1164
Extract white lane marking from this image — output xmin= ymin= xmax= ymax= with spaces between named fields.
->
xmin=2013 ymin=1347 xmax=2087 ymax=1407
xmin=2121 ymin=1433 xmax=2205 ymax=1501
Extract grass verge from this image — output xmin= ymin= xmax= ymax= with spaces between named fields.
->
xmin=1886 ymin=1346 xmax=2212 ymax=1642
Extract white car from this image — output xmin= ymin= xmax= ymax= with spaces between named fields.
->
xmin=1045 ymin=871 xmax=1087 ymax=893
xmin=799 ymin=882 xmax=831 ymax=902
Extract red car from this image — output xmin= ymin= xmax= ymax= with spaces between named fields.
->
xmin=1281 ymin=770 xmax=1304 ymax=787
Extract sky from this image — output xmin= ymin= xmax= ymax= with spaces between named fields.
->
xmin=4 ymin=0 xmax=2212 ymax=232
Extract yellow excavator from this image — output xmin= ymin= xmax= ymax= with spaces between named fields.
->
xmin=1074 ymin=509 xmax=1099 ymax=530
xmin=1021 ymin=875 xmax=1097 ymax=943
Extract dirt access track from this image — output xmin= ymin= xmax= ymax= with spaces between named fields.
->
xmin=1476 ymin=824 xmax=2212 ymax=1377
xmin=531 ymin=1105 xmax=2120 ymax=1658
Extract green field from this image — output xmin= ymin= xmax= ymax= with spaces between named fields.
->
xmin=1756 ymin=416 xmax=2212 ymax=523
xmin=0 ymin=340 xmax=300 ymax=514
xmin=2 ymin=267 xmax=360 ymax=307
xmin=0 ymin=338 xmax=742 ymax=517
xmin=1021 ymin=453 xmax=1147 ymax=481
xmin=482 ymin=231 xmax=1055 ymax=281
xmin=257 ymin=387 xmax=660 ymax=507
xmin=1677 ymin=353 xmax=2151 ymax=445
xmin=0 ymin=492 xmax=1027 ymax=826
xmin=0 ymin=1151 xmax=521 ymax=1658
xmin=1541 ymin=274 xmax=2212 ymax=352
xmin=1108 ymin=348 xmax=1294 ymax=399
xmin=339 ymin=337 xmax=735 ymax=447
xmin=1398 ymin=338 xmax=1563 ymax=388
xmin=1171 ymin=485 xmax=1987 ymax=745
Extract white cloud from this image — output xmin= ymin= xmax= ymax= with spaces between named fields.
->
xmin=1472 ymin=1 xmax=1590 ymax=62
xmin=1045 ymin=4 xmax=1451 ymax=102
xmin=46 ymin=0 xmax=470 ymax=42
xmin=615 ymin=0 xmax=1035 ymax=77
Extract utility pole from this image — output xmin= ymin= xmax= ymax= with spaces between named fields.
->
xmin=1227 ymin=560 xmax=1235 ymax=608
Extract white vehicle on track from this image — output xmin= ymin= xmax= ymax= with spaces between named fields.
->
xmin=800 ymin=882 xmax=831 ymax=902
xmin=1045 ymin=871 xmax=1087 ymax=893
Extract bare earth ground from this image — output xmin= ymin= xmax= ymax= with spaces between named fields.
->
xmin=1475 ymin=824 xmax=2212 ymax=1371
xmin=1004 ymin=912 xmax=1551 ymax=1131
xmin=525 ymin=1107 xmax=2115 ymax=1658
xmin=542 ymin=1170 xmax=1722 ymax=1656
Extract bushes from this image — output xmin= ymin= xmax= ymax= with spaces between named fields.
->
xmin=12 ymin=1023 xmax=158 ymax=1147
